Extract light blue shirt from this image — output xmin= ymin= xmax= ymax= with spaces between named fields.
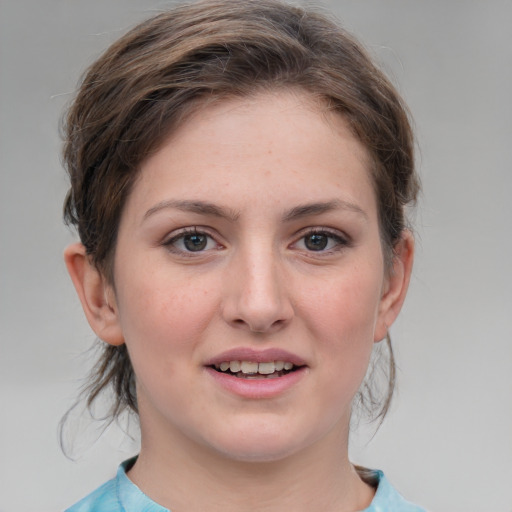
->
xmin=66 ymin=458 xmax=426 ymax=512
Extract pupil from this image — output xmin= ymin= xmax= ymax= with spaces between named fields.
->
xmin=184 ymin=234 xmax=207 ymax=251
xmin=305 ymin=234 xmax=328 ymax=251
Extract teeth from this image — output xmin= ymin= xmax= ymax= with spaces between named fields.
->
xmin=229 ymin=360 xmax=241 ymax=372
xmin=258 ymin=362 xmax=275 ymax=374
xmin=215 ymin=360 xmax=296 ymax=375
xmin=240 ymin=361 xmax=259 ymax=374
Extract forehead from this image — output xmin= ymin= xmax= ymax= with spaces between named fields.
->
xmin=125 ymin=90 xmax=376 ymax=222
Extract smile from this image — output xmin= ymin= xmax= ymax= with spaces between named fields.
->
xmin=212 ymin=360 xmax=298 ymax=379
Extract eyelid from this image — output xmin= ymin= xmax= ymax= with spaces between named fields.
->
xmin=162 ymin=226 xmax=224 ymax=255
xmin=291 ymin=226 xmax=351 ymax=253
xmin=160 ymin=225 xmax=350 ymax=255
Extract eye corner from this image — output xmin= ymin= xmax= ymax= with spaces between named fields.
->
xmin=161 ymin=226 xmax=224 ymax=256
xmin=290 ymin=227 xmax=351 ymax=255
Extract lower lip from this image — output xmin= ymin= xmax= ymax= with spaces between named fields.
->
xmin=205 ymin=366 xmax=307 ymax=399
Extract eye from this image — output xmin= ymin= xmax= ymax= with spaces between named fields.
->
xmin=164 ymin=228 xmax=219 ymax=254
xmin=294 ymin=229 xmax=348 ymax=253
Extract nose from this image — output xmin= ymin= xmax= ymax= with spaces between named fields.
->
xmin=221 ymin=246 xmax=294 ymax=334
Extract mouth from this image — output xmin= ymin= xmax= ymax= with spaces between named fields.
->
xmin=205 ymin=349 xmax=307 ymax=397
xmin=210 ymin=360 xmax=301 ymax=379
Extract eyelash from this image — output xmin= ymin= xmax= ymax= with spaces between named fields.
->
xmin=293 ymin=228 xmax=350 ymax=254
xmin=162 ymin=227 xmax=350 ymax=256
xmin=162 ymin=227 xmax=221 ymax=256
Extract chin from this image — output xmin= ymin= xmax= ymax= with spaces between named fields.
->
xmin=203 ymin=419 xmax=317 ymax=464
xmin=214 ymin=442 xmax=301 ymax=464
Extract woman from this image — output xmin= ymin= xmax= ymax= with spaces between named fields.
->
xmin=63 ymin=0 xmax=423 ymax=510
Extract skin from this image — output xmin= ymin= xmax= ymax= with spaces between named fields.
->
xmin=65 ymin=90 xmax=413 ymax=512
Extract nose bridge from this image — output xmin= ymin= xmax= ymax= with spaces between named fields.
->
xmin=224 ymin=237 xmax=292 ymax=333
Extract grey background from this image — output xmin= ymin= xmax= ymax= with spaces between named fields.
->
xmin=1 ymin=1 xmax=511 ymax=511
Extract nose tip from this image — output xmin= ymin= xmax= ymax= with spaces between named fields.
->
xmin=233 ymin=302 xmax=290 ymax=334
xmin=222 ymin=261 xmax=293 ymax=334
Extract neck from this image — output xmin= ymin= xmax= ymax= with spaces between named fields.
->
xmin=128 ymin=419 xmax=374 ymax=512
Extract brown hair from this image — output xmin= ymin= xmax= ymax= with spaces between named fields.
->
xmin=63 ymin=0 xmax=419 ymax=423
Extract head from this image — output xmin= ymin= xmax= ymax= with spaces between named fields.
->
xmin=63 ymin=0 xmax=418 ymax=429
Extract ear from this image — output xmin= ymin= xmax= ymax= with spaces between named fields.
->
xmin=374 ymin=230 xmax=414 ymax=342
xmin=64 ymin=243 xmax=124 ymax=346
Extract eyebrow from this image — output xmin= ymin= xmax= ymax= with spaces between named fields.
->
xmin=143 ymin=199 xmax=241 ymax=222
xmin=143 ymin=198 xmax=367 ymax=223
xmin=282 ymin=199 xmax=368 ymax=222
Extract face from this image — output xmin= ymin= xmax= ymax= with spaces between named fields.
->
xmin=94 ymin=91 xmax=408 ymax=462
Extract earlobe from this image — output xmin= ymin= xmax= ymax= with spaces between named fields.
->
xmin=64 ymin=242 xmax=124 ymax=346
xmin=374 ymin=231 xmax=414 ymax=342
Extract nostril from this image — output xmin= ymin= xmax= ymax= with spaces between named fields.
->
xmin=230 ymin=317 xmax=279 ymax=333
xmin=221 ymin=277 xmax=294 ymax=333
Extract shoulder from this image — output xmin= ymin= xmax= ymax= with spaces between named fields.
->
xmin=64 ymin=477 xmax=120 ymax=512
xmin=364 ymin=470 xmax=428 ymax=512
xmin=64 ymin=457 xmax=169 ymax=512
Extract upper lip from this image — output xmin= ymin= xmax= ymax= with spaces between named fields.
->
xmin=205 ymin=348 xmax=307 ymax=367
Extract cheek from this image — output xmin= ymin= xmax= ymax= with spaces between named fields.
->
xmin=298 ymin=262 xmax=383 ymax=382
xmin=114 ymin=267 xmax=219 ymax=370
xmin=302 ymin=263 xmax=383 ymax=336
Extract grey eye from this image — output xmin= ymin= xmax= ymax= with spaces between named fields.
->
xmin=165 ymin=230 xmax=218 ymax=253
xmin=295 ymin=230 xmax=348 ymax=253
xmin=183 ymin=233 xmax=208 ymax=251
xmin=304 ymin=233 xmax=329 ymax=251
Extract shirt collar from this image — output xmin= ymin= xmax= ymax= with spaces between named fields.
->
xmin=116 ymin=457 xmax=169 ymax=512
xmin=116 ymin=459 xmax=420 ymax=512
